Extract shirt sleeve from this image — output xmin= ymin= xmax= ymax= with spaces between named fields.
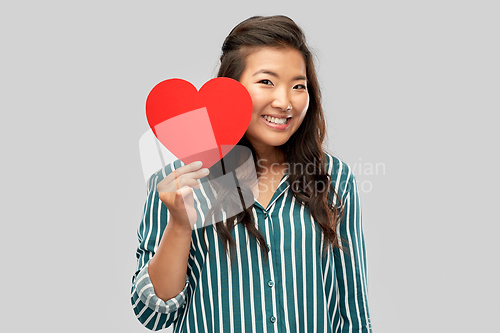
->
xmin=131 ymin=166 xmax=191 ymax=331
xmin=333 ymin=169 xmax=372 ymax=332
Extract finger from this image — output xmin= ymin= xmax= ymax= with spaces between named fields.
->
xmin=158 ymin=191 xmax=175 ymax=206
xmin=158 ymin=176 xmax=204 ymax=194
xmin=167 ymin=168 xmax=210 ymax=191
xmin=173 ymin=170 xmax=180 ymax=190
xmin=181 ymin=167 xmax=210 ymax=182
xmin=158 ymin=165 xmax=209 ymax=194
xmin=175 ymin=186 xmax=193 ymax=205
xmin=165 ymin=161 xmax=204 ymax=184
xmin=176 ymin=177 xmax=204 ymax=190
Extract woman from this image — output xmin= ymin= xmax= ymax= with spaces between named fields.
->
xmin=131 ymin=15 xmax=372 ymax=332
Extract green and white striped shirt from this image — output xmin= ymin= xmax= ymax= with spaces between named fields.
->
xmin=131 ymin=152 xmax=372 ymax=332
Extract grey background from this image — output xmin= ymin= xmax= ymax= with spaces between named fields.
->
xmin=2 ymin=0 xmax=498 ymax=332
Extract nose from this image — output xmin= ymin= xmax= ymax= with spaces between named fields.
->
xmin=270 ymin=87 xmax=291 ymax=111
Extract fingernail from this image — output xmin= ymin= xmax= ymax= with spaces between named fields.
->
xmin=201 ymin=168 xmax=209 ymax=174
xmin=194 ymin=161 xmax=203 ymax=167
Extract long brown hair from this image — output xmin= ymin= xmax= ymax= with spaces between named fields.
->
xmin=202 ymin=15 xmax=344 ymax=265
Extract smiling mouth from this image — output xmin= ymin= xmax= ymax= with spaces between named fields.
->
xmin=261 ymin=115 xmax=290 ymax=125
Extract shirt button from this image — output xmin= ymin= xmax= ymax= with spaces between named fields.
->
xmin=263 ymin=211 xmax=268 ymax=218
xmin=270 ymin=316 xmax=276 ymax=323
xmin=268 ymin=280 xmax=274 ymax=287
xmin=267 ymin=244 xmax=271 ymax=252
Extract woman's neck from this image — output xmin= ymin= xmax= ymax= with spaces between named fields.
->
xmin=253 ymin=145 xmax=287 ymax=176
xmin=254 ymin=145 xmax=284 ymax=164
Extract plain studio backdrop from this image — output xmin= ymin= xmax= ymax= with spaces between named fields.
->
xmin=1 ymin=1 xmax=498 ymax=332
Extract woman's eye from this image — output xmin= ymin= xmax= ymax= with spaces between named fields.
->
xmin=294 ymin=84 xmax=307 ymax=90
xmin=258 ymin=79 xmax=273 ymax=86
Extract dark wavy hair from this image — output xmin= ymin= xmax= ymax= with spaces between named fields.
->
xmin=202 ymin=15 xmax=344 ymax=265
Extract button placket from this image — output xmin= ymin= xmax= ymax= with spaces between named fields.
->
xmin=260 ymin=206 xmax=278 ymax=329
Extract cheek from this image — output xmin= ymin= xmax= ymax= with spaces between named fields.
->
xmin=248 ymin=91 xmax=266 ymax=115
xmin=294 ymin=95 xmax=309 ymax=119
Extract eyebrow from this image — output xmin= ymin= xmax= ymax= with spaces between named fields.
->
xmin=252 ymin=69 xmax=306 ymax=81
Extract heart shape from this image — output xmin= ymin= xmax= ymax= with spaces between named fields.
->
xmin=146 ymin=78 xmax=253 ymax=169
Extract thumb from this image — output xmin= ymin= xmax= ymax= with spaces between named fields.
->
xmin=175 ymin=186 xmax=193 ymax=204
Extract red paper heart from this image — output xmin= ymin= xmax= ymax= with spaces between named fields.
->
xmin=146 ymin=78 xmax=253 ymax=169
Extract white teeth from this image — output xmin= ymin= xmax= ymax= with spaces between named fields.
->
xmin=263 ymin=115 xmax=288 ymax=125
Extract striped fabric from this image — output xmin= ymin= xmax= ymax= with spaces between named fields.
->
xmin=131 ymin=152 xmax=372 ymax=332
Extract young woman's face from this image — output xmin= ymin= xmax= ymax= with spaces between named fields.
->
xmin=239 ymin=47 xmax=309 ymax=153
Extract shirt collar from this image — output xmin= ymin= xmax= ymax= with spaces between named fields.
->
xmin=253 ymin=173 xmax=290 ymax=211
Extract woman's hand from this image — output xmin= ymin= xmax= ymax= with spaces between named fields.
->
xmin=157 ymin=161 xmax=210 ymax=231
